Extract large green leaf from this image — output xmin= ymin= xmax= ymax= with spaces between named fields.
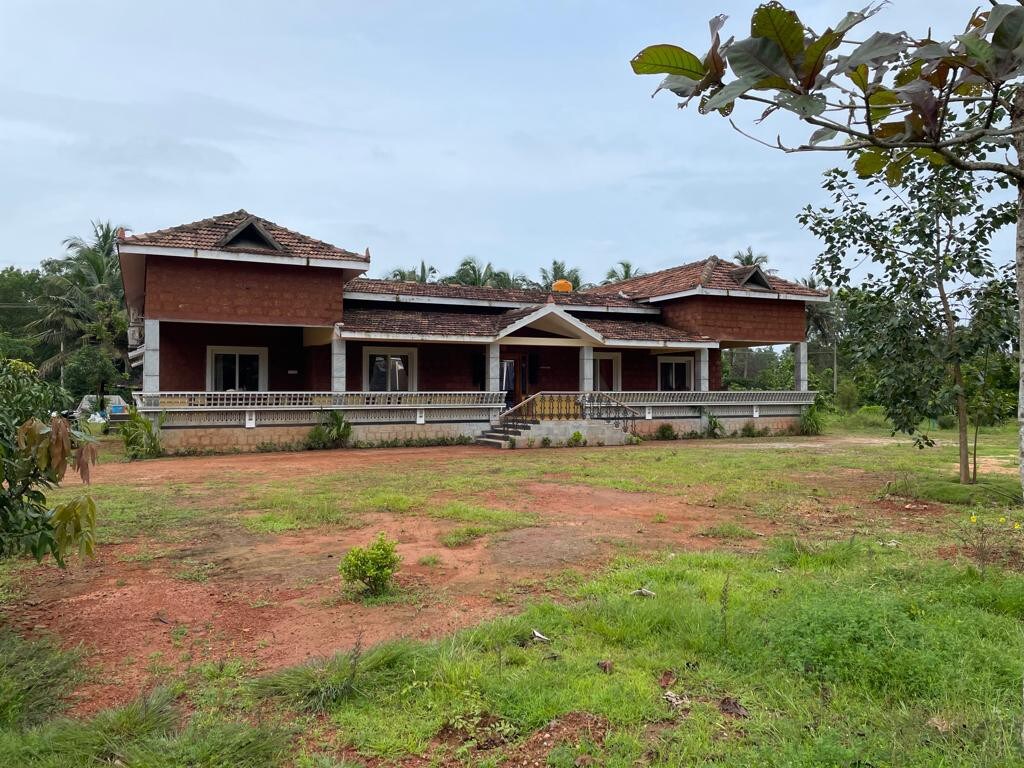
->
xmin=776 ymin=93 xmax=827 ymax=117
xmin=631 ymin=44 xmax=706 ymax=79
xmin=989 ymin=5 xmax=1024 ymax=52
xmin=854 ymin=150 xmax=888 ymax=177
xmin=701 ymin=75 xmax=761 ymax=112
xmin=838 ymin=31 xmax=910 ymax=73
xmin=727 ymin=36 xmax=796 ymax=82
xmin=751 ymin=2 xmax=805 ymax=66
xmin=800 ymin=28 xmax=842 ymax=89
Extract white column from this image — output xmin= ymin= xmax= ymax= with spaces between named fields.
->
xmin=331 ymin=335 xmax=347 ymax=392
xmin=579 ymin=346 xmax=595 ymax=392
xmin=695 ymin=348 xmax=709 ymax=392
xmin=793 ymin=341 xmax=808 ymax=392
xmin=142 ymin=318 xmax=160 ymax=392
xmin=486 ymin=342 xmax=501 ymax=391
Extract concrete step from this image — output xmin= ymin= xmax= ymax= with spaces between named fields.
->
xmin=481 ymin=429 xmax=524 ymax=439
xmin=474 ymin=437 xmax=511 ymax=449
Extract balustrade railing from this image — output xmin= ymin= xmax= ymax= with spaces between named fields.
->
xmin=496 ymin=391 xmax=641 ymax=437
xmin=133 ymin=391 xmax=505 ymax=411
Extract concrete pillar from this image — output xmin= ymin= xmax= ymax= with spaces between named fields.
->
xmin=695 ymin=348 xmax=709 ymax=392
xmin=486 ymin=343 xmax=501 ymax=391
xmin=579 ymin=346 xmax=594 ymax=392
xmin=793 ymin=341 xmax=808 ymax=391
xmin=142 ymin=318 xmax=160 ymax=392
xmin=331 ymin=336 xmax=347 ymax=392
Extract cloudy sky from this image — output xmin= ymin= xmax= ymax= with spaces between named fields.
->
xmin=0 ymin=0 xmax=1008 ymax=282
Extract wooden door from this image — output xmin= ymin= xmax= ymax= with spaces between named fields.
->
xmin=500 ymin=352 xmax=531 ymax=405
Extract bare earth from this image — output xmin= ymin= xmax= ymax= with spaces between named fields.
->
xmin=3 ymin=438 xmax=941 ymax=714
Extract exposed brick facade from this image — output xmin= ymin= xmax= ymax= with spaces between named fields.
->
xmin=660 ymin=296 xmax=806 ymax=344
xmin=709 ymin=348 xmax=723 ymax=391
xmin=160 ymin=322 xmax=322 ymax=391
xmin=145 ymin=256 xmax=345 ymax=326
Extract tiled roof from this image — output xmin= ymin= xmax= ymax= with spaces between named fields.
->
xmin=585 ymin=318 xmax=710 ymax=343
xmin=338 ymin=307 xmax=709 ymax=344
xmin=118 ymin=210 xmax=368 ymax=263
xmin=586 ymin=256 xmax=826 ymax=300
xmin=346 ymin=278 xmax=645 ymax=308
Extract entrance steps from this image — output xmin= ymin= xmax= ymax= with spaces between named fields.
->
xmin=474 ymin=420 xmax=538 ymax=449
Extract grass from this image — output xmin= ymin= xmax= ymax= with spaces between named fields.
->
xmin=249 ymin=544 xmax=1024 ymax=766
xmin=8 ymin=417 xmax=1024 ymax=766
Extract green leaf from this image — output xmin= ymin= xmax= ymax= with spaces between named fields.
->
xmin=838 ymin=31 xmax=909 ymax=74
xmin=701 ymin=75 xmax=761 ymax=112
xmin=956 ymin=33 xmax=995 ymax=67
xmin=990 ymin=6 xmax=1024 ymax=53
xmin=800 ymin=28 xmax=842 ymax=89
xmin=654 ymin=74 xmax=701 ymax=97
xmin=868 ymin=89 xmax=901 ymax=122
xmin=776 ymin=93 xmax=827 ymax=117
xmin=631 ymin=44 xmax=706 ymax=79
xmin=854 ymin=150 xmax=888 ymax=177
xmin=808 ymin=126 xmax=838 ymax=144
xmin=751 ymin=1 xmax=805 ymax=65
xmin=726 ymin=36 xmax=796 ymax=82
xmin=846 ymin=64 xmax=869 ymax=92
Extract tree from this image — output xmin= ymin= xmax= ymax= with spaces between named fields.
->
xmin=0 ymin=359 xmax=97 ymax=564
xmin=800 ymin=159 xmax=1015 ymax=482
xmin=538 ymin=259 xmax=585 ymax=290
xmin=443 ymin=257 xmax=527 ymax=289
xmin=603 ymin=260 xmax=645 ymax=284
xmin=732 ymin=246 xmax=774 ymax=272
xmin=799 ymin=274 xmax=836 ymax=392
xmin=630 ymin=2 xmax=1024 ymax=495
xmin=32 ymin=221 xmax=128 ymax=384
xmin=387 ymin=261 xmax=437 ymax=283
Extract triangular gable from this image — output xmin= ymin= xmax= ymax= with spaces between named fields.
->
xmin=730 ymin=265 xmax=773 ymax=291
xmin=495 ymin=304 xmax=604 ymax=343
xmin=215 ymin=216 xmax=283 ymax=252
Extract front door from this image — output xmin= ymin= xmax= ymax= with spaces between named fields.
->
xmin=500 ymin=352 xmax=531 ymax=406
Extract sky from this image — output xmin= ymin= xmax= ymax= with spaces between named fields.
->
xmin=0 ymin=0 xmax=1010 ymax=284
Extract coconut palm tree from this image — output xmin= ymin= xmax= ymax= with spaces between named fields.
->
xmin=32 ymin=221 xmax=128 ymax=384
xmin=800 ymin=275 xmax=837 ymax=393
xmin=443 ymin=257 xmax=518 ymax=289
xmin=538 ymin=259 xmax=585 ymax=290
xmin=386 ymin=261 xmax=437 ymax=283
xmin=603 ymin=260 xmax=644 ymax=285
xmin=732 ymin=246 xmax=776 ymax=273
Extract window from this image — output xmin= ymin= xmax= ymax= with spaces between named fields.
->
xmin=658 ymin=356 xmax=692 ymax=392
xmin=363 ymin=347 xmax=417 ymax=392
xmin=206 ymin=346 xmax=268 ymax=391
xmin=592 ymin=352 xmax=621 ymax=391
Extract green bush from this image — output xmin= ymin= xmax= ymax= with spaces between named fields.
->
xmin=936 ymin=413 xmax=957 ymax=430
xmin=566 ymin=431 xmax=586 ymax=447
xmin=739 ymin=421 xmax=769 ymax=438
xmin=306 ymin=411 xmax=351 ymax=451
xmin=120 ymin=408 xmax=163 ymax=460
xmin=339 ymin=533 xmax=401 ymax=595
xmin=799 ymin=404 xmax=825 ymax=436
xmin=653 ymin=423 xmax=677 ymax=440
xmin=842 ymin=404 xmax=889 ymax=430
xmin=702 ymin=410 xmax=724 ymax=438
xmin=835 ymin=378 xmax=859 ymax=413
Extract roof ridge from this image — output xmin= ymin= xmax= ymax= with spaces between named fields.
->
xmin=698 ymin=255 xmax=719 ymax=287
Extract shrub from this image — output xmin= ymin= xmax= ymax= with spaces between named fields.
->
xmin=566 ymin=430 xmax=586 ymax=447
xmin=540 ymin=436 xmax=552 ymax=448
xmin=936 ymin=413 xmax=957 ymax=430
xmin=739 ymin=421 xmax=768 ymax=438
xmin=653 ymin=423 xmax=677 ymax=440
xmin=307 ymin=411 xmax=351 ymax=451
xmin=799 ymin=404 xmax=825 ymax=436
xmin=843 ymin=405 xmax=889 ymax=430
xmin=702 ymin=410 xmax=724 ymax=439
xmin=339 ymin=533 xmax=401 ymax=595
xmin=120 ymin=408 xmax=163 ymax=460
xmin=835 ymin=378 xmax=859 ymax=413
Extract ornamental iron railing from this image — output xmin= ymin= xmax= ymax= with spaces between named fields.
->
xmin=496 ymin=391 xmax=641 ymax=438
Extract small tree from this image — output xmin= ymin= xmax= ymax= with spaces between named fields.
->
xmin=800 ymin=158 xmax=1015 ymax=482
xmin=630 ymin=2 xmax=1024 ymax=496
xmin=339 ymin=533 xmax=401 ymax=596
xmin=0 ymin=359 xmax=98 ymax=563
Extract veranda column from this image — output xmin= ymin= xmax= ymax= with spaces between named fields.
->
xmin=695 ymin=348 xmax=709 ymax=392
xmin=142 ymin=318 xmax=160 ymax=392
xmin=579 ymin=346 xmax=594 ymax=392
xmin=792 ymin=341 xmax=808 ymax=392
xmin=331 ymin=335 xmax=347 ymax=391
xmin=486 ymin=342 xmax=501 ymax=391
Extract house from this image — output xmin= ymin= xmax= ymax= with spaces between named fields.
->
xmin=118 ymin=210 xmax=826 ymax=450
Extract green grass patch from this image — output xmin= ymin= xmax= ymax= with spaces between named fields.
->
xmin=0 ymin=632 xmax=83 ymax=730
xmin=698 ymin=522 xmax=757 ymax=540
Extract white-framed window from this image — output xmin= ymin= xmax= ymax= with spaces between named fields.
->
xmin=206 ymin=346 xmax=268 ymax=392
xmin=363 ymin=346 xmax=417 ymax=392
xmin=658 ymin=355 xmax=693 ymax=392
xmin=592 ymin=351 xmax=622 ymax=392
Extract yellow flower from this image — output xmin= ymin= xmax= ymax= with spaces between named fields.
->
xmin=970 ymin=515 xmax=978 ymax=523
xmin=1000 ymin=516 xmax=1007 ymax=524
xmin=1016 ymin=522 xmax=1021 ymax=531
